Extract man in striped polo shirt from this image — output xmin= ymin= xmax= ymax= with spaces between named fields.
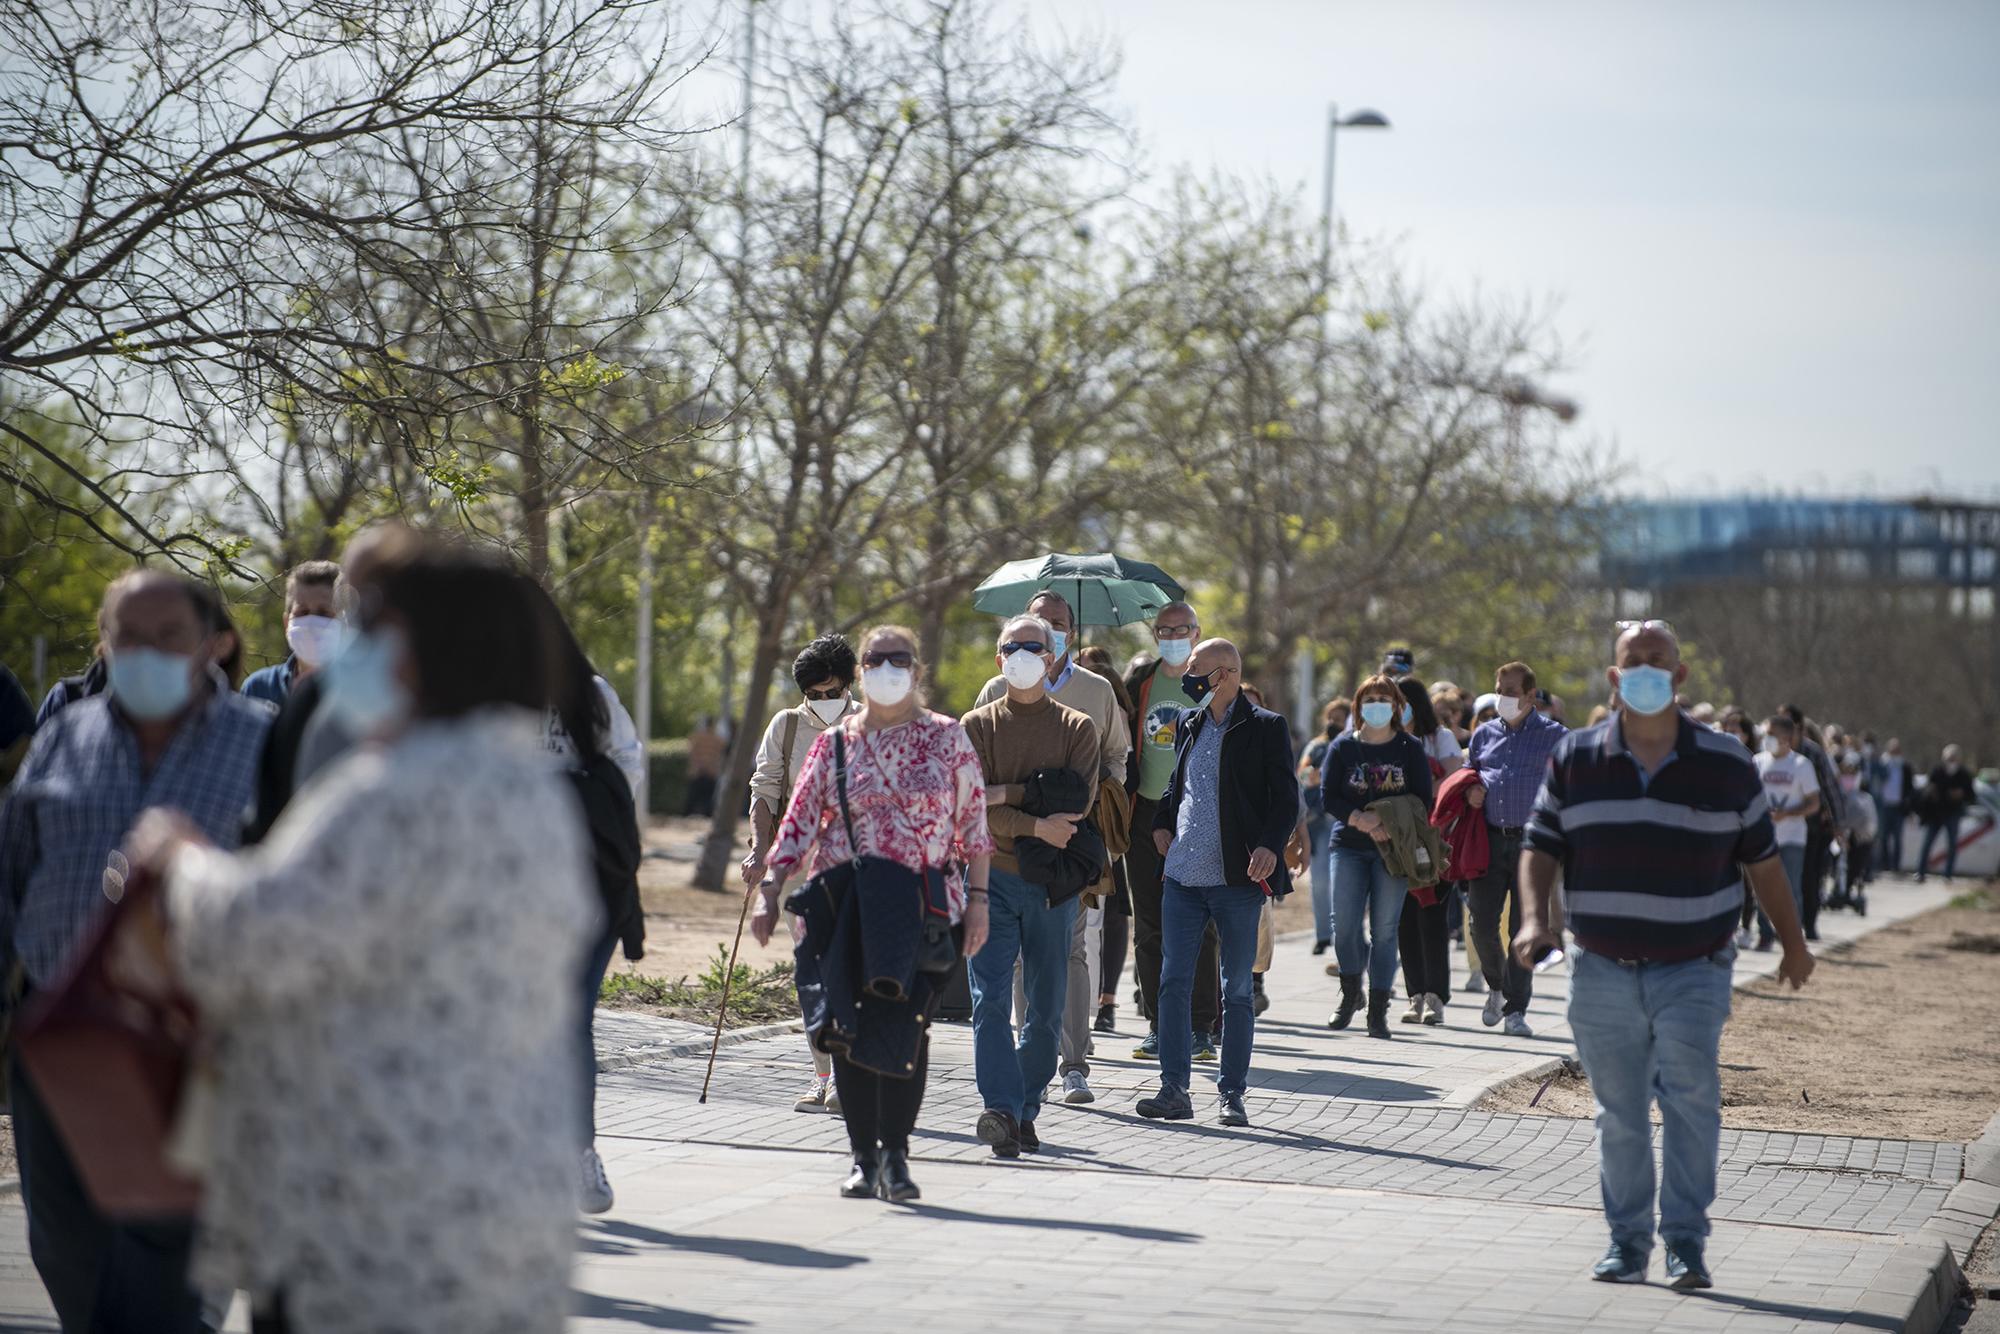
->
xmin=1513 ymin=621 xmax=1813 ymax=1290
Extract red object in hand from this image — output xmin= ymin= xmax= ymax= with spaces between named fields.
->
xmin=14 ymin=865 xmax=202 ymax=1218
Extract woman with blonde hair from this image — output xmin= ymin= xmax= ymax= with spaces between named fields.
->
xmin=752 ymin=626 xmax=993 ymax=1202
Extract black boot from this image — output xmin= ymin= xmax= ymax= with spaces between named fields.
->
xmin=878 ymin=1150 xmax=920 ymax=1203
xmin=1328 ymin=974 xmax=1363 ymax=1030
xmin=1367 ymin=989 xmax=1393 ymax=1040
xmin=841 ymin=1152 xmax=881 ymax=1199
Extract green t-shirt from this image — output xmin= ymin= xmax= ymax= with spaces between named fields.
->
xmin=1137 ymin=667 xmax=1197 ymax=800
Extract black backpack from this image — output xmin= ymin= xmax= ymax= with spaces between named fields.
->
xmin=568 ymin=752 xmax=646 ymax=960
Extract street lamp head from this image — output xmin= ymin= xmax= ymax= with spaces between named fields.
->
xmin=1340 ymin=109 xmax=1391 ymax=129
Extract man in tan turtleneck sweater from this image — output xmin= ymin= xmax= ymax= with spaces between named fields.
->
xmin=959 ymin=613 xmax=1099 ymax=1162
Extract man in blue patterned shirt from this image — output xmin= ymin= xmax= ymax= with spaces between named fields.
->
xmin=1464 ymin=659 xmax=1567 ymax=1036
xmin=0 ymin=569 xmax=271 ymax=1333
xmin=1514 ymin=621 xmax=1811 ymax=1290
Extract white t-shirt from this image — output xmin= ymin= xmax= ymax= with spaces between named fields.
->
xmin=1755 ymin=749 xmax=1817 ymax=847
xmin=1423 ymin=728 xmax=1464 ymax=766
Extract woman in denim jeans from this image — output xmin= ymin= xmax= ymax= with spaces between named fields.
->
xmin=1319 ymin=676 xmax=1435 ymax=1039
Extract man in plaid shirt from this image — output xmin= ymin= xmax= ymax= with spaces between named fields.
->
xmin=0 ymin=569 xmax=271 ymax=1333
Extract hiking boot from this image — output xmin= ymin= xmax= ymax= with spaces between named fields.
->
xmin=1366 ymin=989 xmax=1392 ymax=1040
xmin=976 ymin=1108 xmax=1021 ymax=1159
xmin=1136 ymin=1083 xmax=1194 ymax=1121
xmin=1328 ymin=974 xmax=1363 ymax=1030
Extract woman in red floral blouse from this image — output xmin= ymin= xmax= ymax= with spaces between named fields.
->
xmin=753 ymin=625 xmax=992 ymax=1202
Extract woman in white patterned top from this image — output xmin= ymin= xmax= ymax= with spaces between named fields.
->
xmin=127 ymin=548 xmax=591 ymax=1334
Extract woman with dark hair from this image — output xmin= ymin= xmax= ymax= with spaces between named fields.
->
xmin=1320 ymin=675 xmax=1434 ymax=1039
xmin=126 ymin=545 xmax=592 ymax=1333
xmin=519 ymin=575 xmax=647 ymax=1214
xmin=750 ymin=625 xmax=993 ymax=1203
xmin=1392 ymin=677 xmax=1459 ymax=1024
xmin=742 ymin=632 xmax=862 ymax=1114
xmin=1301 ymin=698 xmax=1348 ymax=959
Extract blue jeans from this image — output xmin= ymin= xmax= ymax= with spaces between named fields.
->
xmin=1307 ymin=817 xmax=1334 ymax=943
xmin=1158 ymin=878 xmax=1264 ymax=1098
xmin=1918 ymin=817 xmax=1961 ymax=880
xmin=1331 ymin=843 xmax=1407 ymax=991
xmin=1757 ymin=844 xmax=1806 ymax=940
xmin=1876 ymin=802 xmax=1904 ymax=872
xmin=1568 ymin=943 xmax=1735 ymax=1252
xmin=968 ymin=867 xmax=1076 ymax=1124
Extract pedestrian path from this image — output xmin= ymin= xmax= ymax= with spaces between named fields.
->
xmin=0 ymin=877 xmax=1979 ymax=1331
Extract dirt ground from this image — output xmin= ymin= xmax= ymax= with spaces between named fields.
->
xmin=1481 ymin=886 xmax=2000 ymax=1143
xmin=628 ymin=814 xmax=1323 ymax=985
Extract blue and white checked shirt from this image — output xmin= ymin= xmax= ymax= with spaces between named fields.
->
xmin=1164 ymin=712 xmax=1228 ymax=887
xmin=1467 ymin=710 xmax=1568 ymax=830
xmin=0 ymin=682 xmax=272 ymax=985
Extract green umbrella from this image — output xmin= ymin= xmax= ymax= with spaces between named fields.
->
xmin=971 ymin=552 xmax=1186 ymax=628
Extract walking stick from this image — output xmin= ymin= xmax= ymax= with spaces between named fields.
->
xmin=699 ymin=881 xmax=759 ymax=1104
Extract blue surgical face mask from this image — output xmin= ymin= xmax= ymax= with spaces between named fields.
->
xmin=1359 ymin=700 xmax=1396 ymax=729
xmin=1157 ymin=636 xmax=1193 ymax=667
xmin=1048 ymin=629 xmax=1068 ymax=659
xmin=107 ymin=647 xmax=196 ymax=722
xmin=321 ymin=627 xmax=411 ymax=736
xmin=1617 ymin=663 xmax=1676 ymax=717
xmin=1399 ymin=701 xmax=1414 ymax=726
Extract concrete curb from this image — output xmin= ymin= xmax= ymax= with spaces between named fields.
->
xmin=594 ymin=1018 xmax=802 ymax=1073
xmin=0 ymin=1178 xmax=16 ymax=1199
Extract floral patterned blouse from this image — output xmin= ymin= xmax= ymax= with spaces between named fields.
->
xmin=767 ymin=711 xmax=994 ymax=920
xmin=165 ymin=712 xmax=592 ymax=1334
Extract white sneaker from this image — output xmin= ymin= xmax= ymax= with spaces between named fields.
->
xmin=1482 ymin=992 xmax=1504 ymax=1027
xmin=1503 ymin=1012 xmax=1533 ymax=1038
xmin=1401 ymin=995 xmax=1427 ymax=1024
xmin=1465 ymin=971 xmax=1487 ymax=995
xmin=1734 ymin=926 xmax=1755 ymax=950
xmin=1061 ymin=1071 xmax=1095 ymax=1105
xmin=580 ymin=1146 xmax=614 ymax=1215
xmin=794 ymin=1078 xmax=832 ymax=1113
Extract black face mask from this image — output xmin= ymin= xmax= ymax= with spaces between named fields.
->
xmin=1182 ymin=668 xmax=1217 ymax=704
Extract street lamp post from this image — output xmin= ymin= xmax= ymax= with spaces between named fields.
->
xmin=1318 ymin=103 xmax=1390 ymax=286
xmin=1299 ymin=102 xmax=1392 ymax=727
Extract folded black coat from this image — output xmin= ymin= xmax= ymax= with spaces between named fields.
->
xmin=789 ymin=863 xmax=943 ymax=1078
xmin=1012 ymin=765 xmax=1107 ymax=907
xmin=567 ymin=751 xmax=647 ymax=961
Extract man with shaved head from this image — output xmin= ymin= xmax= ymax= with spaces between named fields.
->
xmin=0 ymin=567 xmax=272 ymax=1329
xmin=1514 ymin=620 xmax=1812 ymax=1290
xmin=1136 ymin=638 xmax=1298 ymax=1127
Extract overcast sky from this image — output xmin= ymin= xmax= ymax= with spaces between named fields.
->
xmin=1008 ymin=0 xmax=2000 ymax=498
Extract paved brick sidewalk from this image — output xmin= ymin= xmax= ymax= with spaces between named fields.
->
xmin=0 ymin=877 xmax=1979 ymax=1330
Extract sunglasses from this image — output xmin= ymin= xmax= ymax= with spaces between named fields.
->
xmin=803 ymin=685 xmax=845 ymax=701
xmin=1000 ymin=641 xmax=1047 ymax=657
xmin=862 ymin=650 xmax=915 ymax=669
xmin=1615 ymin=618 xmax=1675 ymax=636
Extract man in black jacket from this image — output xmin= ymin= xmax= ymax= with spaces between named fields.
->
xmin=1122 ymin=601 xmax=1221 ymax=1061
xmin=1137 ymin=639 xmax=1297 ymax=1128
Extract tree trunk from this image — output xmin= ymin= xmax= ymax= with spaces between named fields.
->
xmin=692 ymin=597 xmax=789 ymax=891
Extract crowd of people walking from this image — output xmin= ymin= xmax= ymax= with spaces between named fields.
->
xmin=0 ymin=531 xmax=1987 ymax=1325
